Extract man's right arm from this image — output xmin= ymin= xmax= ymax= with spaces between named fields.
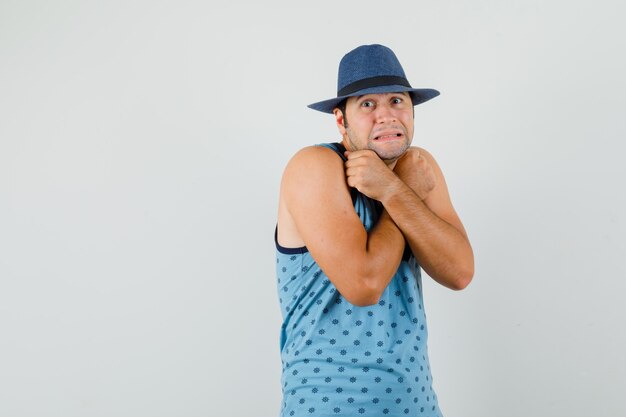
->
xmin=279 ymin=146 xmax=405 ymax=306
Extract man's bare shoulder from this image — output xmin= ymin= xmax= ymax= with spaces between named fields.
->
xmin=281 ymin=145 xmax=348 ymax=194
xmin=284 ymin=145 xmax=343 ymax=176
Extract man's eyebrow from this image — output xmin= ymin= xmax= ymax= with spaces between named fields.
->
xmin=355 ymin=94 xmax=380 ymax=101
xmin=354 ymin=92 xmax=409 ymax=102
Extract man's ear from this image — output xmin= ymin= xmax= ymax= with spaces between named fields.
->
xmin=333 ymin=108 xmax=347 ymax=136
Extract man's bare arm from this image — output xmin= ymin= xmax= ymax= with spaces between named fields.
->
xmin=389 ymin=147 xmax=474 ymax=290
xmin=279 ymin=146 xmax=406 ymax=306
xmin=345 ymin=147 xmax=474 ymax=290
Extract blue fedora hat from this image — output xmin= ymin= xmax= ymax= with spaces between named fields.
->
xmin=308 ymin=44 xmax=440 ymax=114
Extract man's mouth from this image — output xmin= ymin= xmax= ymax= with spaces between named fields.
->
xmin=373 ymin=133 xmax=403 ymax=141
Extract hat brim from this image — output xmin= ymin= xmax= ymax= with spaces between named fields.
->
xmin=307 ymin=85 xmax=440 ymax=114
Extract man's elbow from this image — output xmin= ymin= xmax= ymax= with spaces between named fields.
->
xmin=346 ymin=292 xmax=381 ymax=307
xmin=341 ymin=276 xmax=384 ymax=307
xmin=449 ymin=266 xmax=474 ymax=291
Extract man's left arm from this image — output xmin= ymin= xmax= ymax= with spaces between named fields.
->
xmin=381 ymin=147 xmax=474 ymax=290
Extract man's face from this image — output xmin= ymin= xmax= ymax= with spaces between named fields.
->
xmin=334 ymin=92 xmax=414 ymax=162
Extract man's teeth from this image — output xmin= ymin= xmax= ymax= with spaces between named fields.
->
xmin=376 ymin=134 xmax=401 ymax=140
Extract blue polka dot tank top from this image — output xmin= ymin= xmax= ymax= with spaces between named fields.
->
xmin=275 ymin=143 xmax=443 ymax=417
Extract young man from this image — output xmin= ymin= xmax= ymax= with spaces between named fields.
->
xmin=275 ymin=44 xmax=473 ymax=417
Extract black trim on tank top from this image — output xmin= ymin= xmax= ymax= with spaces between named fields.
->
xmin=275 ymin=226 xmax=309 ymax=254
xmin=402 ymin=243 xmax=412 ymax=262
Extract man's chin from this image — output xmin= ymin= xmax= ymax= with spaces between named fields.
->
xmin=370 ymin=142 xmax=409 ymax=161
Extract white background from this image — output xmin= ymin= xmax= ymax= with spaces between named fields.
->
xmin=1 ymin=1 xmax=625 ymax=416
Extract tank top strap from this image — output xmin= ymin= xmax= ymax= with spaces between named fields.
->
xmin=317 ymin=142 xmax=347 ymax=161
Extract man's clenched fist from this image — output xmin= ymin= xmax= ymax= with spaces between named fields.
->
xmin=344 ymin=150 xmax=401 ymax=202
xmin=393 ymin=148 xmax=436 ymax=200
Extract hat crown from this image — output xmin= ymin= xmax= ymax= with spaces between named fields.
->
xmin=307 ymin=44 xmax=439 ymax=114
xmin=337 ymin=44 xmax=408 ymax=93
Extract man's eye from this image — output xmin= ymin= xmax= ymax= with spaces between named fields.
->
xmin=392 ymin=97 xmax=403 ymax=104
xmin=361 ymin=101 xmax=374 ymax=108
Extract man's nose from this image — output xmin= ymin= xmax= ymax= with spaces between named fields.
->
xmin=374 ymin=104 xmax=396 ymax=123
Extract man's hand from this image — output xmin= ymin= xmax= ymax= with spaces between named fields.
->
xmin=393 ymin=148 xmax=436 ymax=200
xmin=344 ymin=150 xmax=401 ymax=201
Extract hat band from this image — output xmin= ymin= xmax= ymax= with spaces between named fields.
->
xmin=337 ymin=75 xmax=411 ymax=97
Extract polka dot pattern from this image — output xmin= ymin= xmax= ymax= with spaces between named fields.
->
xmin=275 ymin=143 xmax=442 ymax=417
